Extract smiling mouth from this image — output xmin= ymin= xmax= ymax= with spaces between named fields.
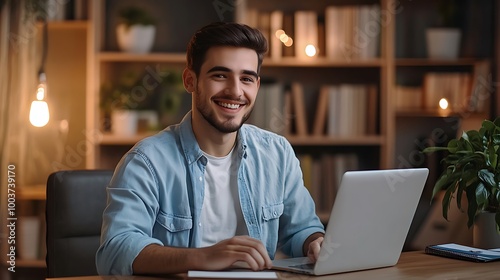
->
xmin=217 ymin=101 xmax=242 ymax=109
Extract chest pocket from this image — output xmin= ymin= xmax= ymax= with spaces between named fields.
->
xmin=262 ymin=203 xmax=284 ymax=221
xmin=154 ymin=211 xmax=192 ymax=246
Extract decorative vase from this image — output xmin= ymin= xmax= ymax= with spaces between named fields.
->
xmin=473 ymin=212 xmax=500 ymax=249
xmin=111 ymin=110 xmax=138 ymax=136
xmin=425 ymin=28 xmax=461 ymax=59
xmin=116 ymin=24 xmax=156 ymax=54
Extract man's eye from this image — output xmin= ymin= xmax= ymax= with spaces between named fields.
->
xmin=242 ymin=77 xmax=254 ymax=83
xmin=213 ymin=74 xmax=226 ymax=79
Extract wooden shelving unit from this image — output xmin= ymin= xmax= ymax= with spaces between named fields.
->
xmin=3 ymin=0 xmax=497 ymax=277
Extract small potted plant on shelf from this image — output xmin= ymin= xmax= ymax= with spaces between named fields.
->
xmin=422 ymin=118 xmax=500 ymax=248
xmin=116 ymin=6 xmax=157 ymax=53
xmin=100 ymin=71 xmax=145 ymax=136
xmin=426 ymin=0 xmax=462 ymax=59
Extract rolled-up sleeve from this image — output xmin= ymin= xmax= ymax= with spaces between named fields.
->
xmin=96 ymin=151 xmax=163 ymax=275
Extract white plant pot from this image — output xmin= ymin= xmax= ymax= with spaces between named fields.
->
xmin=426 ymin=28 xmax=462 ymax=59
xmin=473 ymin=212 xmax=500 ymax=249
xmin=111 ymin=110 xmax=138 ymax=136
xmin=116 ymin=24 xmax=156 ymax=54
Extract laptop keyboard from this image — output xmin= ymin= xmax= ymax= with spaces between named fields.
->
xmin=290 ymin=263 xmax=315 ymax=270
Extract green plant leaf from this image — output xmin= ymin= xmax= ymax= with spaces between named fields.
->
xmin=478 ymin=169 xmax=496 ymax=188
xmin=482 ymin=120 xmax=496 ymax=132
xmin=432 ymin=172 xmax=455 ymax=200
xmin=442 ymin=181 xmax=458 ymax=220
xmin=475 ymin=182 xmax=489 ymax=210
xmin=496 ymin=211 xmax=500 ymax=233
xmin=466 ymin=187 xmax=478 ymax=228
xmin=422 ymin=146 xmax=450 ymax=153
xmin=456 ymin=178 xmax=466 ymax=210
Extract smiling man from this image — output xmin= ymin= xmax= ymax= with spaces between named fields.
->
xmin=96 ymin=22 xmax=325 ymax=276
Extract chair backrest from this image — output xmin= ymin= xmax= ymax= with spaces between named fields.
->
xmin=46 ymin=169 xmax=113 ymax=278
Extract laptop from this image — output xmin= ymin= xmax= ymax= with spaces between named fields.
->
xmin=272 ymin=168 xmax=429 ymax=276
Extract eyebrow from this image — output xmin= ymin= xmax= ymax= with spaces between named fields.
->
xmin=207 ymin=66 xmax=259 ymax=79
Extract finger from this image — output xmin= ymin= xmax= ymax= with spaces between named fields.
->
xmin=308 ymin=237 xmax=323 ymax=262
xmin=229 ymin=236 xmax=272 ymax=269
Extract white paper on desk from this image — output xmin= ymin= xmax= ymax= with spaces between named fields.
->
xmin=188 ymin=270 xmax=278 ymax=279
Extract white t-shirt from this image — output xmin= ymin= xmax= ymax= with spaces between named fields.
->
xmin=200 ymin=148 xmax=248 ymax=247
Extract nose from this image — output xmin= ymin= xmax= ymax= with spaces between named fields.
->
xmin=225 ymin=77 xmax=242 ymax=97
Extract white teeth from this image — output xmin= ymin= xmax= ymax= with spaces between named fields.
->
xmin=219 ymin=102 xmax=240 ymax=109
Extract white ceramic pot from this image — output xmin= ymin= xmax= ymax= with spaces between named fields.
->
xmin=473 ymin=211 xmax=500 ymax=249
xmin=111 ymin=110 xmax=138 ymax=136
xmin=116 ymin=24 xmax=156 ymax=54
xmin=426 ymin=28 xmax=461 ymax=59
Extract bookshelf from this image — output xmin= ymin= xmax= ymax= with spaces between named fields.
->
xmin=85 ymin=0 xmax=496 ymax=219
xmin=2 ymin=0 xmax=497 ymax=278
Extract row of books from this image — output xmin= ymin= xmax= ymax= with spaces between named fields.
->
xmin=313 ymin=84 xmax=378 ymax=137
xmin=299 ymin=153 xmax=359 ymax=213
xmin=396 ymin=62 xmax=490 ymax=113
xmin=245 ymin=4 xmax=381 ymax=61
xmin=423 ymin=72 xmax=472 ymax=112
xmin=247 ymin=82 xmax=379 ymax=137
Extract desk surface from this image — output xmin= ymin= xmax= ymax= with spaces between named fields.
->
xmin=47 ymin=251 xmax=499 ymax=280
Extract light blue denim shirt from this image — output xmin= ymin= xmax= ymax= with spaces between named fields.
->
xmin=95 ymin=112 xmax=324 ymax=275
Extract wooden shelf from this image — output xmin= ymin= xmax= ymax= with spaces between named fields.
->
xmin=263 ymin=57 xmax=383 ymax=68
xmin=16 ymin=259 xmax=46 ymax=268
xmin=99 ymin=132 xmax=383 ymax=146
xmin=18 ymin=185 xmax=46 ymax=200
xmin=47 ymin=20 xmax=88 ymax=30
xmin=98 ymin=52 xmax=186 ymax=63
xmin=99 ymin=132 xmax=157 ymax=145
xmin=287 ymin=135 xmax=384 ymax=146
xmin=395 ymin=58 xmax=487 ymax=66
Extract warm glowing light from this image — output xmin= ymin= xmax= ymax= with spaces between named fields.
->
xmin=275 ymin=29 xmax=285 ymax=38
xmin=30 ymin=73 xmax=50 ymax=127
xmin=36 ymin=83 xmax=46 ymax=100
xmin=284 ymin=38 xmax=293 ymax=47
xmin=439 ymin=98 xmax=449 ymax=110
xmin=305 ymin=44 xmax=317 ymax=57
xmin=29 ymin=100 xmax=50 ymax=127
xmin=279 ymin=33 xmax=289 ymax=43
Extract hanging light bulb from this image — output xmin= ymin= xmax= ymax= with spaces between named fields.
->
xmin=29 ymin=72 xmax=50 ymax=127
xmin=30 ymin=19 xmax=50 ymax=127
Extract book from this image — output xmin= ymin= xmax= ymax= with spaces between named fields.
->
xmin=425 ymin=243 xmax=500 ymax=262
xmin=312 ymin=85 xmax=329 ymax=136
xmin=269 ymin=10 xmax=284 ymax=60
xmin=294 ymin=10 xmax=318 ymax=60
xmin=290 ymin=82 xmax=308 ymax=136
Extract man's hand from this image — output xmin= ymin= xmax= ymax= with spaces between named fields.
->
xmin=303 ymin=232 xmax=324 ymax=262
xmin=197 ymin=236 xmax=273 ymax=271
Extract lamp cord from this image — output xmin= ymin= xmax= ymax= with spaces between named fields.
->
xmin=39 ymin=19 xmax=48 ymax=76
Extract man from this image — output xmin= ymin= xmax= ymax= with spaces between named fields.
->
xmin=96 ymin=22 xmax=325 ymax=275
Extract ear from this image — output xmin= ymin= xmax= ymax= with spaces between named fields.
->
xmin=183 ymin=68 xmax=196 ymax=94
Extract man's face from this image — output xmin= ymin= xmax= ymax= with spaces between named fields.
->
xmin=187 ymin=46 xmax=260 ymax=133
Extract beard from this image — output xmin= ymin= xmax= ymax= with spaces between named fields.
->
xmin=194 ymin=86 xmax=253 ymax=133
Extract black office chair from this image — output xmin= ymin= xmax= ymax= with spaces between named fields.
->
xmin=46 ymin=169 xmax=113 ymax=278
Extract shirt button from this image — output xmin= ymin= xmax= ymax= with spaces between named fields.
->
xmin=170 ymin=223 xmax=174 ymax=228
xmin=199 ymin=176 xmax=202 ymax=181
xmin=274 ymin=211 xmax=277 ymax=216
xmin=198 ymin=222 xmax=202 ymax=227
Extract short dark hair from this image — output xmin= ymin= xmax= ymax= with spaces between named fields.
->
xmin=186 ymin=22 xmax=268 ymax=76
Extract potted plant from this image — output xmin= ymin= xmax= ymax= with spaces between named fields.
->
xmin=426 ymin=0 xmax=462 ymax=59
xmin=100 ymin=71 xmax=144 ymax=136
xmin=423 ymin=118 xmax=500 ymax=248
xmin=116 ymin=6 xmax=157 ymax=53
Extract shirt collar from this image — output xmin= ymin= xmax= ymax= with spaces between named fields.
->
xmin=178 ymin=111 xmax=248 ymax=164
